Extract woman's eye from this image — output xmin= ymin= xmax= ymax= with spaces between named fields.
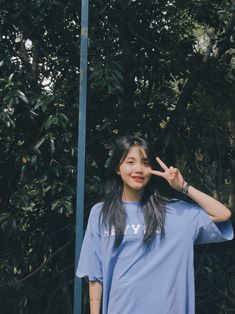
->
xmin=143 ymin=161 xmax=150 ymax=166
xmin=126 ymin=161 xmax=134 ymax=164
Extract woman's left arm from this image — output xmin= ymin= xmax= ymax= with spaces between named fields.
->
xmin=182 ymin=183 xmax=231 ymax=222
xmin=151 ymin=157 xmax=232 ymax=223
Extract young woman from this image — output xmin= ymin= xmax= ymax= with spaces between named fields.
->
xmin=76 ymin=135 xmax=233 ymax=314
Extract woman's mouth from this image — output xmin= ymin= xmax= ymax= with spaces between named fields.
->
xmin=131 ymin=176 xmax=144 ymax=182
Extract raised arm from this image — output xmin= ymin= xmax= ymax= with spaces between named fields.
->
xmin=89 ymin=281 xmax=103 ymax=314
xmin=151 ymin=157 xmax=231 ymax=222
xmin=181 ymin=183 xmax=231 ymax=222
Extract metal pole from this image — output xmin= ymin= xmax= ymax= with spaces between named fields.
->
xmin=74 ymin=0 xmax=89 ymax=313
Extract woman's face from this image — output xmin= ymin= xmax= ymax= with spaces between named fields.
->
xmin=117 ymin=145 xmax=152 ymax=197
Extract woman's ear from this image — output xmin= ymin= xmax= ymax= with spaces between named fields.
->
xmin=116 ymin=166 xmax=120 ymax=175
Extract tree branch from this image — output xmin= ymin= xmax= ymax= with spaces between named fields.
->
xmin=17 ymin=238 xmax=74 ymax=283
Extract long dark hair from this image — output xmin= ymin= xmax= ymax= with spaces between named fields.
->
xmin=101 ymin=135 xmax=169 ymax=248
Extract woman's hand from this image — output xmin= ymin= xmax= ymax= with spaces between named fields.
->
xmin=150 ymin=157 xmax=185 ymax=191
xmin=151 ymin=158 xmax=231 ymax=222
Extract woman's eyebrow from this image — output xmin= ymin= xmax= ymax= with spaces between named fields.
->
xmin=141 ymin=157 xmax=149 ymax=161
xmin=125 ymin=156 xmax=149 ymax=161
xmin=126 ymin=156 xmax=136 ymax=160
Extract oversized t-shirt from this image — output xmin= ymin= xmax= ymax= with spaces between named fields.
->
xmin=76 ymin=200 xmax=234 ymax=314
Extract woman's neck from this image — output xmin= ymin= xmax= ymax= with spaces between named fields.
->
xmin=122 ymin=189 xmax=143 ymax=202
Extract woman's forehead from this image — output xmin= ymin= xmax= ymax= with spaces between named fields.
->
xmin=124 ymin=145 xmax=148 ymax=159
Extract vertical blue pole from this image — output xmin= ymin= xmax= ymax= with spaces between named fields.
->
xmin=74 ymin=0 xmax=89 ymax=314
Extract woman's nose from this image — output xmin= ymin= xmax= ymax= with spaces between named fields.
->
xmin=134 ymin=162 xmax=143 ymax=172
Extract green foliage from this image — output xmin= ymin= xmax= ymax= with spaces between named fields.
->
xmin=89 ymin=58 xmax=124 ymax=94
xmin=195 ymin=243 xmax=235 ymax=313
xmin=0 ymin=0 xmax=235 ymax=313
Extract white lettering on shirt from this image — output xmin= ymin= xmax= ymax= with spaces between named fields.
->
xmin=131 ymin=224 xmax=141 ymax=234
xmin=111 ymin=226 xmax=116 ymax=236
xmin=104 ymin=228 xmax=109 ymax=237
xmin=124 ymin=225 xmax=130 ymax=235
xmin=104 ymin=223 xmax=161 ymax=237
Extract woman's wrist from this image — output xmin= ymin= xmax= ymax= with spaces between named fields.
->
xmin=180 ymin=180 xmax=190 ymax=195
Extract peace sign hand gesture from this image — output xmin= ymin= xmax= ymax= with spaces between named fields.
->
xmin=150 ymin=157 xmax=185 ymax=191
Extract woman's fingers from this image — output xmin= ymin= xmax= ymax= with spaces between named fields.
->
xmin=152 ymin=158 xmax=183 ymax=190
xmin=150 ymin=169 xmax=165 ymax=177
xmin=153 ymin=158 xmax=180 ymax=180
xmin=170 ymin=167 xmax=179 ymax=174
xmin=156 ymin=157 xmax=168 ymax=171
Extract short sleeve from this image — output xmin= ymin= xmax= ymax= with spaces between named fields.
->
xmin=76 ymin=204 xmax=103 ymax=283
xmin=193 ymin=205 xmax=234 ymax=244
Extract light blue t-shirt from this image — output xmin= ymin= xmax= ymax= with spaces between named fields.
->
xmin=76 ymin=200 xmax=233 ymax=314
